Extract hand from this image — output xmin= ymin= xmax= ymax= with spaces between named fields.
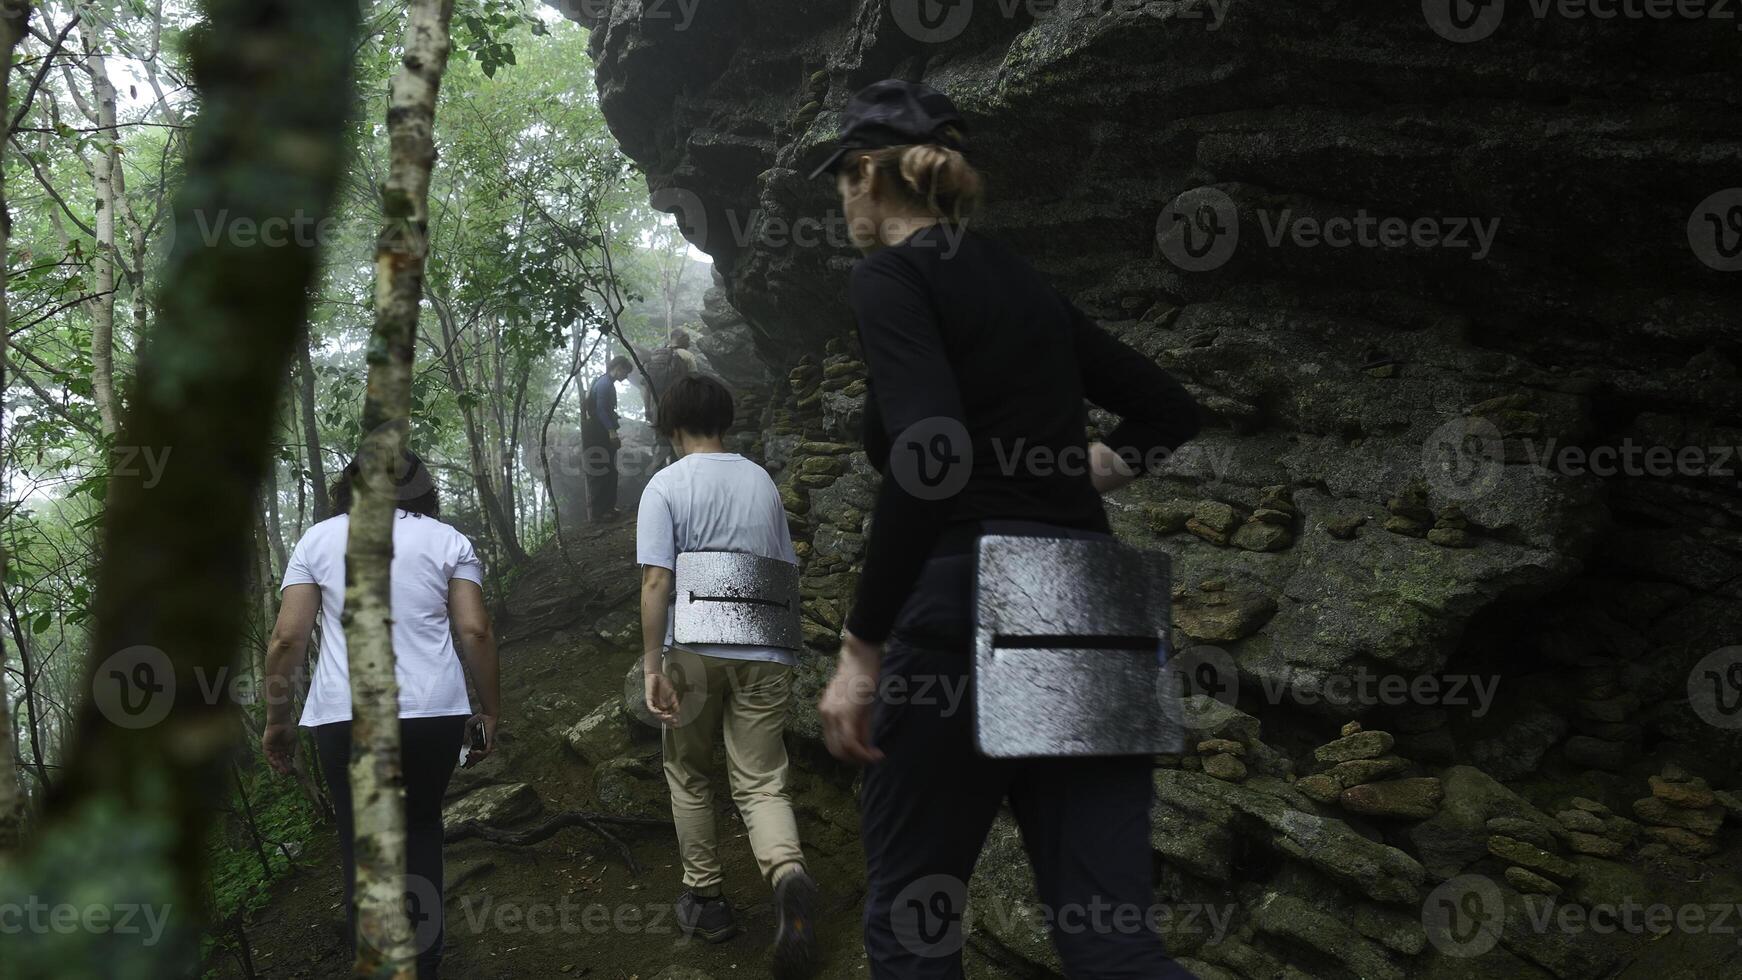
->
xmin=1088 ymin=441 xmax=1139 ymax=494
xmin=262 ymin=723 xmax=298 ymax=775
xmin=463 ymin=713 xmax=498 ymax=768
xmin=609 ymin=432 xmax=622 ymax=449
xmin=645 ymin=669 xmax=681 ymax=726
xmin=819 ymin=631 xmax=885 ymax=765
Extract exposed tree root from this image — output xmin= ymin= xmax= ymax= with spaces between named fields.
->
xmin=445 ymin=810 xmax=672 ymax=875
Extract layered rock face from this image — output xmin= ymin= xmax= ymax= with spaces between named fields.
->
xmin=551 ymin=2 xmax=1742 ymax=977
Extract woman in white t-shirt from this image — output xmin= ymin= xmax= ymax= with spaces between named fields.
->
xmin=261 ymin=451 xmax=500 ymax=980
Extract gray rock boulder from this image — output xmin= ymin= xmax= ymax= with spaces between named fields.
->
xmin=1153 ymin=769 xmax=1425 ymax=904
xmin=443 ymin=782 xmax=542 ymax=828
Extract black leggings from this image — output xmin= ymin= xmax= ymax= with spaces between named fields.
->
xmin=313 ymin=715 xmax=467 ymax=980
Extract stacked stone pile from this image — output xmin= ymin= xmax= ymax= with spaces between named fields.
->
xmin=1633 ymin=765 xmax=1728 ymax=858
xmin=1488 ymin=830 xmax=1579 ymax=896
xmin=1295 ymin=721 xmax=1443 ymax=820
xmin=1195 ymin=737 xmax=1249 ymax=782
xmin=1232 ymin=485 xmax=1297 ymax=553
xmin=1162 ymin=486 xmax=1298 ymax=553
xmin=1550 ymin=796 xmax=1637 ymax=859
xmin=1561 ymin=662 xmax=1643 ymax=772
xmin=1382 ymin=481 xmax=1479 ymax=549
xmin=1146 ymin=701 xmax=1428 ymax=980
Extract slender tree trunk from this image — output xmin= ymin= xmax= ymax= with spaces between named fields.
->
xmin=0 ymin=619 xmax=21 ymax=853
xmin=489 ymin=322 xmax=517 ymax=531
xmin=232 ymin=763 xmax=275 ymax=880
xmin=0 ymin=0 xmax=34 ymax=855
xmin=505 ymin=350 xmax=529 ymax=536
xmin=77 ymin=25 xmax=122 ymax=437
xmin=297 ymin=333 xmax=330 ymax=520
xmin=343 ymin=2 xmax=455 ymax=976
xmin=293 ymin=432 xmax=308 ymax=535
xmin=0 ymin=576 xmax=49 ymax=807
xmin=429 ymin=294 xmax=527 ymax=565
xmin=31 ymin=3 xmax=361 ymax=973
xmin=263 ymin=457 xmax=288 ymax=571
xmin=113 ymin=148 xmax=153 ymax=345
xmin=253 ymin=512 xmax=276 ymax=689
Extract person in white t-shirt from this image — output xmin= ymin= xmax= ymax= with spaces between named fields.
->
xmin=636 ymin=375 xmax=819 ymax=979
xmin=261 ymin=451 xmax=501 ymax=980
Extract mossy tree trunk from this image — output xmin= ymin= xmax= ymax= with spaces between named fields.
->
xmin=16 ymin=1 xmax=361 ymax=974
xmin=342 ymin=1 xmax=456 ymax=976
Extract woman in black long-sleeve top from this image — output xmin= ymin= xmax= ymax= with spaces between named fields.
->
xmin=811 ymin=81 xmax=1202 ymax=979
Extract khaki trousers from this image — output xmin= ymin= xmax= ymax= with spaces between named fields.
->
xmin=660 ymin=648 xmax=805 ymax=892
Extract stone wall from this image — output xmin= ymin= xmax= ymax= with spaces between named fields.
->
xmin=550 ymin=2 xmax=1742 ymax=976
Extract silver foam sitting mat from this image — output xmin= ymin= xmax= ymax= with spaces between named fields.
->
xmin=974 ymin=535 xmax=1183 ymax=758
xmin=673 ymin=551 xmax=803 ymax=650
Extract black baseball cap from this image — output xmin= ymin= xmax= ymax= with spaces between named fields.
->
xmin=807 ymin=79 xmax=968 ymax=180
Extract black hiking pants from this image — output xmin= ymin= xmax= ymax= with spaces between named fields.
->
xmin=313 ymin=715 xmax=467 ymax=980
xmin=859 ymin=638 xmax=1195 ymax=979
xmin=581 ymin=413 xmax=618 ymax=519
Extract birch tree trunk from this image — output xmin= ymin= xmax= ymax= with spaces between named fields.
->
xmin=0 ymin=0 xmax=33 ymax=856
xmin=342 ymin=1 xmax=455 ymax=976
xmin=27 ymin=1 xmax=361 ymax=972
xmin=74 ymin=21 xmax=122 ymax=437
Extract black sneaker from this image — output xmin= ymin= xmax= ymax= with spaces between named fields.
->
xmin=675 ymin=890 xmax=738 ymax=943
xmin=771 ymin=869 xmax=820 ymax=980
